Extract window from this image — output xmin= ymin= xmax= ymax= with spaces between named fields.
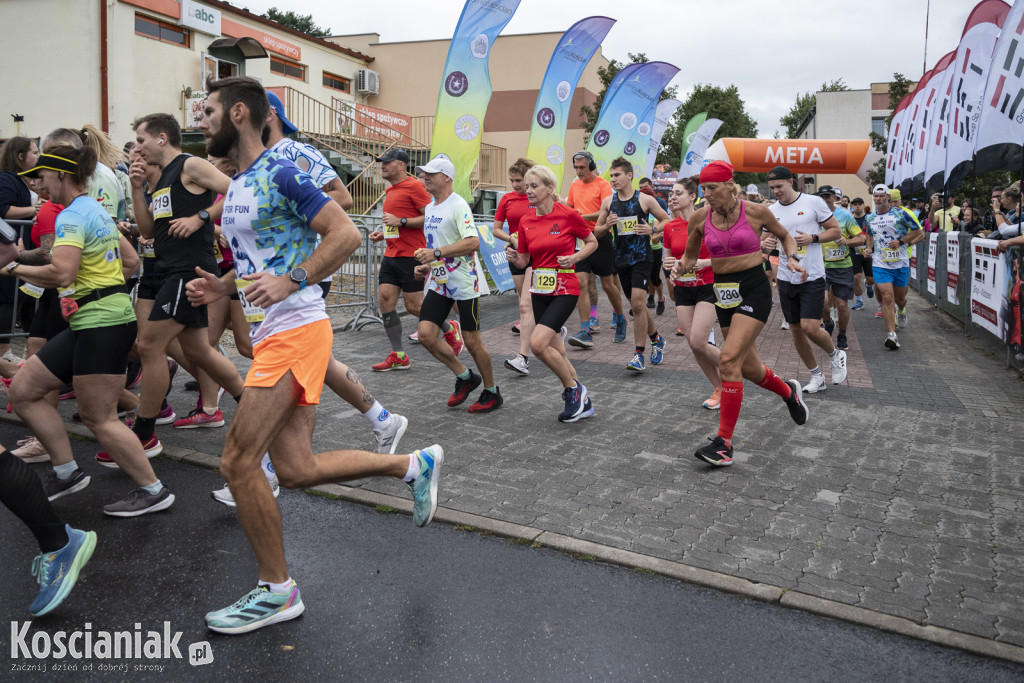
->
xmin=871 ymin=117 xmax=887 ymax=137
xmin=323 ymin=71 xmax=351 ymax=93
xmin=270 ymin=56 xmax=306 ymax=81
xmin=135 ymin=13 xmax=190 ymax=48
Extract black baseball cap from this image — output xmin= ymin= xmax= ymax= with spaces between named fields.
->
xmin=766 ymin=166 xmax=794 ymax=181
xmin=815 ymin=185 xmax=836 ymax=197
xmin=376 ymin=149 xmax=410 ymax=164
xmin=850 ymin=197 xmax=865 ymax=205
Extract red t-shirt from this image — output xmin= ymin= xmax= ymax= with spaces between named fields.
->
xmin=517 ymin=203 xmax=591 ymax=296
xmin=382 ymin=176 xmax=433 ymax=258
xmin=494 ymin=191 xmax=533 ymax=236
xmin=662 ymin=217 xmax=713 ymax=287
xmin=31 ymin=201 xmax=63 ymax=249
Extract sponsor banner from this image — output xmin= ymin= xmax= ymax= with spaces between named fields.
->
xmin=333 ymin=100 xmax=411 ymax=144
xmin=678 ymin=112 xmax=708 ymax=172
xmin=642 ymin=98 xmax=681 ymax=181
xmin=975 ymin=0 xmax=1024 ymax=177
xmin=970 ymin=237 xmax=1011 ymax=337
xmin=180 ymin=0 xmax=221 ymax=36
xmin=908 ymin=52 xmax=957 ymax=193
xmin=705 ymin=139 xmax=878 ymax=178
xmin=678 ymin=118 xmax=723 ymax=177
xmin=476 ymin=223 xmax=515 ymax=292
xmin=927 ymin=232 xmax=938 ymax=294
xmin=430 ymin=0 xmax=522 ymax=203
xmin=946 ymin=231 xmax=961 ymax=304
xmin=525 ymin=16 xmax=616 ymax=192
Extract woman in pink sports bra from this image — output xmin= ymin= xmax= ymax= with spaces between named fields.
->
xmin=675 ymin=161 xmax=809 ymax=468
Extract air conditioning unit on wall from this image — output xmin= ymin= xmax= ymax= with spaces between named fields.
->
xmin=357 ymin=69 xmax=379 ymax=96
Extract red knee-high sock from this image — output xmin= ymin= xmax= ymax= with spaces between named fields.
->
xmin=717 ymin=381 xmax=744 ymax=441
xmin=756 ymin=365 xmax=791 ymax=399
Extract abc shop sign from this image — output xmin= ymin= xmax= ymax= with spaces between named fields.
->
xmin=179 ymin=0 xmax=222 ymax=36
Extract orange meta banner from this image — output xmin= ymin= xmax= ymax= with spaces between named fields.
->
xmin=719 ymin=139 xmax=873 ymax=174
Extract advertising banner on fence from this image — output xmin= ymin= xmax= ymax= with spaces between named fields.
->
xmin=946 ymin=232 xmax=961 ymax=304
xmin=1009 ymin=246 xmax=1023 ymax=356
xmin=476 ymin=223 xmax=514 ymax=292
xmin=970 ymin=238 xmax=1011 ymax=338
xmin=927 ymin=232 xmax=939 ymax=294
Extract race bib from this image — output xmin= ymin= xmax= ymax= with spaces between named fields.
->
xmin=213 ymin=241 xmax=223 ymax=263
xmin=618 ymin=216 xmax=638 ymax=236
xmin=141 ymin=243 xmax=156 ymax=258
xmin=881 ymin=248 xmax=901 ymax=263
xmin=575 ymin=237 xmax=584 ymax=251
xmin=531 ymin=268 xmax=558 ymax=294
xmin=384 ymin=223 xmax=400 ymax=240
xmin=796 ymin=244 xmax=807 ymax=257
xmin=825 ymin=246 xmax=847 ymax=261
xmin=151 ymin=187 xmax=172 ymax=220
xmin=678 ymin=269 xmax=697 ymax=283
xmin=713 ymin=282 xmax=742 ymax=309
xmin=430 ymin=260 xmax=448 ymax=285
xmin=19 ymin=283 xmax=44 ymax=299
xmin=235 ymin=279 xmax=266 ymax=323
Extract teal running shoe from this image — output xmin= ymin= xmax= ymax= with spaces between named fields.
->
xmin=30 ymin=525 xmax=97 ymax=616
xmin=206 ymin=582 xmax=304 ymax=634
xmin=408 ymin=445 xmax=444 ymax=527
xmin=613 ymin=313 xmax=628 ymax=343
xmin=650 ymin=334 xmax=666 ymax=365
xmin=626 ymin=352 xmax=646 ymax=372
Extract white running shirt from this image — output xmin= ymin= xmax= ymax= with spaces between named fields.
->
xmin=769 ymin=193 xmax=832 ymax=284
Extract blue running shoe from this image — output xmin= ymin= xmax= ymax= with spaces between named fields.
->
xmin=30 ymin=525 xmax=97 ymax=616
xmin=589 ymin=316 xmax=600 ymax=332
xmin=206 ymin=582 xmax=304 ymax=634
xmin=850 ymin=299 xmax=864 ymax=310
xmin=568 ymin=330 xmax=594 ymax=349
xmin=563 ymin=397 xmax=594 ymax=423
xmin=557 ymin=381 xmax=586 ymax=422
xmin=650 ymin=334 xmax=666 ymax=365
xmin=408 ymin=445 xmax=444 ymax=527
xmin=626 ymin=352 xmax=645 ymax=372
xmin=613 ymin=313 xmax=628 ymax=343
xmin=866 ymin=284 xmax=874 ymax=299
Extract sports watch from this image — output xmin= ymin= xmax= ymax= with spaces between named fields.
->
xmin=400 ymin=217 xmax=408 ymax=227
xmin=198 ymin=210 xmax=211 ymax=223
xmin=289 ymin=267 xmax=308 ymax=290
xmin=433 ymin=248 xmax=443 ymax=260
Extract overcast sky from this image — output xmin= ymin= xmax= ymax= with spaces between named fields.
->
xmin=238 ymin=0 xmax=977 ymax=136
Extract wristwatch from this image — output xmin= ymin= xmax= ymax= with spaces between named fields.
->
xmin=198 ymin=210 xmax=211 ymax=223
xmin=433 ymin=248 xmax=443 ymax=260
xmin=812 ymin=234 xmax=819 ymax=243
xmin=400 ymin=217 xmax=408 ymax=227
xmin=289 ymin=266 xmax=308 ymax=290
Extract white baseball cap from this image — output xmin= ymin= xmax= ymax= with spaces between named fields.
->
xmin=745 ymin=184 xmax=759 ymax=195
xmin=415 ymin=155 xmax=455 ymax=180
xmin=872 ymin=184 xmax=889 ymax=195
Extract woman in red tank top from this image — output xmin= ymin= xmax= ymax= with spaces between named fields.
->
xmin=677 ymin=161 xmax=808 ymax=467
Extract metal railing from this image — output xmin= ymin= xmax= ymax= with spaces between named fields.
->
xmin=324 ymin=221 xmax=383 ymax=331
xmin=0 ymin=219 xmax=38 ymax=342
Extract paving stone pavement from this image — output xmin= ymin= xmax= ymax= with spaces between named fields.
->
xmin=25 ymin=284 xmax=1024 ymax=651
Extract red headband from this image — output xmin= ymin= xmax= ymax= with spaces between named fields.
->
xmin=698 ymin=161 xmax=733 ymax=184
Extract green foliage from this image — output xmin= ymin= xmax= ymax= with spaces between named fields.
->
xmin=778 ymin=78 xmax=849 ymax=140
xmin=865 ymin=73 xmax=915 ymax=187
xmin=578 ymin=53 xmax=678 ymax=142
xmin=263 ymin=7 xmax=332 ymax=37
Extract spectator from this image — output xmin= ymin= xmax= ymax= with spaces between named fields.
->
xmin=985 ymin=186 xmax=1004 ymax=232
xmin=928 ymin=193 xmax=961 ymax=232
xmin=960 ymin=202 xmax=984 ymax=235
xmin=994 ymin=182 xmax=1021 ymax=239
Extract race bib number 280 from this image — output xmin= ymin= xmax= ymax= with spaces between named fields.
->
xmin=713 ymin=282 xmax=742 ymax=309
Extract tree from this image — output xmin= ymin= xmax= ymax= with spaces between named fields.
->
xmin=657 ymin=83 xmax=761 ymax=185
xmin=778 ymin=78 xmax=849 ymax=139
xmin=263 ymin=8 xmax=332 ymax=37
xmin=865 ymin=73 xmax=915 ymax=188
xmin=578 ymin=53 xmax=678 ymax=142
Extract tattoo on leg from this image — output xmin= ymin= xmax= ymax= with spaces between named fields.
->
xmin=345 ymin=368 xmax=375 ymax=407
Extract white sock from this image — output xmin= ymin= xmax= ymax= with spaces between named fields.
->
xmin=403 ymin=452 xmax=419 ymax=482
xmin=259 ymin=578 xmax=293 ymax=595
xmin=810 ymin=366 xmax=824 ymax=376
xmin=828 ymin=348 xmax=839 ymax=359
xmin=364 ymin=400 xmax=390 ymax=432
xmin=261 ymin=452 xmax=275 ymax=480
xmin=707 ymin=329 xmax=715 ymax=345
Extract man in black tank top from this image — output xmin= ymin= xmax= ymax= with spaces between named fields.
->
xmin=595 ymin=157 xmax=671 ymax=372
xmin=128 ymin=114 xmax=245 ymax=449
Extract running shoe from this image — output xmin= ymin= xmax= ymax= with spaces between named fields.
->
xmin=43 ymin=469 xmax=90 ymax=502
xmin=823 ymin=319 xmax=835 ymax=337
xmin=12 ymin=436 xmax=50 ymax=463
xmin=831 ymin=350 xmax=848 ymax=385
xmin=897 ymin=308 xmax=908 ymax=329
xmin=173 ymin=408 xmax=225 ymax=429
xmin=58 ymin=385 xmax=75 ymax=400
xmin=694 ymin=436 xmax=733 ymax=467
xmin=575 ymin=397 xmax=595 ymax=421
xmin=211 ymin=476 xmax=281 ymax=507
xmin=866 ymin=284 xmax=874 ymax=299
xmin=443 ymin=320 xmax=464 ymax=356
xmin=407 ymin=445 xmax=444 ymax=527
xmin=29 ymin=525 xmax=97 ymax=617
xmin=185 ymin=379 xmax=201 ymax=391
xmin=650 ymin=334 xmax=666 ymax=365
xmin=874 ymin=305 xmax=883 ymax=318
xmin=557 ymin=381 xmax=588 ymax=422
xmin=165 ymin=358 xmax=179 ymax=396
xmin=468 ymin=387 xmax=503 ymax=413
xmin=626 ymin=352 xmax=646 ymax=372
xmin=702 ymin=388 xmax=722 ymax=410
xmin=206 ymin=582 xmax=304 ymax=635
xmin=511 ymin=320 xmax=520 ymax=334
xmin=447 ymin=371 xmax=481 ymax=407
xmin=95 ymin=432 xmax=163 ymax=468
xmin=372 ymin=351 xmax=411 ymax=372
xmin=656 ymin=299 xmax=665 ymax=315
xmin=124 ymin=360 xmax=143 ymax=390
xmin=568 ymin=330 xmax=594 ymax=349
xmin=783 ymin=379 xmax=810 ymax=425
xmin=803 ymin=374 xmax=827 ymax=394
xmin=155 ymin=403 xmax=177 ymax=425
xmin=676 ymin=326 xmax=685 ymax=337
xmin=373 ymin=413 xmax=408 ymax=454
xmin=408 ymin=330 xmax=419 ymax=343
xmin=589 ymin=316 xmax=600 ymax=332
xmin=851 ymin=299 xmax=864 ymax=310
xmin=780 ymin=321 xmax=790 ymax=330
xmin=836 ymin=333 xmax=849 ymax=350
xmin=504 ymin=354 xmax=529 ymax=375
xmin=102 ymin=486 xmax=175 ymax=517
xmin=885 ymin=332 xmax=900 ymax=350
xmin=561 ymin=326 xmax=568 ymax=346
xmin=647 ymin=294 xmax=655 ymax=308
xmin=613 ymin=314 xmax=628 ymax=343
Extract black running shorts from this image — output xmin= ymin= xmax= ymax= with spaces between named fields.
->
xmin=419 ymin=289 xmax=480 ymax=332
xmin=777 ymin=277 xmax=827 ymax=324
xmin=37 ymin=322 xmax=137 ymax=383
xmin=149 ymin=277 xmax=208 ymax=328
xmin=713 ymin=265 xmax=773 ymax=328
xmin=379 ymin=256 xmax=423 ymax=293
xmin=531 ymin=293 xmax=577 ymax=332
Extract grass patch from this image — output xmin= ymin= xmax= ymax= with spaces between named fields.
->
xmin=509 ymin=537 xmax=532 ymax=546
xmin=306 ymin=489 xmax=340 ymax=501
xmin=454 ymin=524 xmax=475 ymax=531
xmin=633 ymin=567 xmax=656 ymax=576
xmin=375 ymin=504 xmax=399 ymax=514
xmin=574 ymin=553 xmax=596 ymax=561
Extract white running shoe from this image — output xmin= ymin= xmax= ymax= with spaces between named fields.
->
xmin=830 ymin=350 xmax=848 ymax=385
xmin=504 ymin=354 xmax=529 ymax=375
xmin=803 ymin=374 xmax=827 ymax=394
xmin=896 ymin=309 xmax=908 ymax=329
xmin=211 ymin=475 xmax=280 ymax=507
xmin=12 ymin=436 xmax=50 ymax=463
xmin=885 ymin=332 xmax=900 ymax=350
xmin=374 ymin=414 xmax=409 ymax=455
xmin=780 ymin=321 xmax=790 ymax=330
xmin=408 ymin=330 xmax=419 ymax=342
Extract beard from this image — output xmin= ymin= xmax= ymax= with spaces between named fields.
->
xmin=206 ymin=116 xmax=239 ymax=158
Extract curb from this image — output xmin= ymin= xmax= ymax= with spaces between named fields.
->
xmin=3 ymin=411 xmax=1023 ymax=665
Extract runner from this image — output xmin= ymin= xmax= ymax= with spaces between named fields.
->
xmin=368 ymin=148 xmax=434 ymax=371
xmin=566 ymin=151 xmax=622 ymax=345
xmin=638 ymin=178 xmax=669 ymax=315
xmin=815 ymin=186 xmax=865 ymax=351
xmin=412 ymin=155 xmax=501 ymax=412
xmin=492 ymin=158 xmax=537 ymax=374
xmin=505 ymin=165 xmax=596 ymax=421
xmin=7 ymin=146 xmax=175 ymax=516
xmin=678 ymin=161 xmax=809 ymax=466
xmin=848 ymin=197 xmax=875 ymax=311
xmin=661 ymin=177 xmax=721 ymax=409
xmin=765 ymin=166 xmax=848 ymax=393
xmin=594 ymin=157 xmax=671 ymax=372
xmin=190 ymin=77 xmax=442 ymax=634
xmin=865 ymin=184 xmax=924 ymax=350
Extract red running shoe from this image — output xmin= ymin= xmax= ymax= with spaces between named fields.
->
xmin=443 ymin=320 xmax=464 ymax=356
xmin=96 ymin=433 xmax=163 ymax=468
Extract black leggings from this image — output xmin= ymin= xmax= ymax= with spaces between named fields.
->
xmin=531 ymin=294 xmax=577 ymax=331
xmin=0 ymin=448 xmax=68 ymax=552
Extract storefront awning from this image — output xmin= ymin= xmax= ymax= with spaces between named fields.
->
xmin=208 ymin=37 xmax=268 ymax=59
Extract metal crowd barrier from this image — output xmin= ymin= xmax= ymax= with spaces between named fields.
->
xmin=327 ymin=217 xmax=383 ymax=331
xmin=0 ymin=219 xmax=37 ymax=342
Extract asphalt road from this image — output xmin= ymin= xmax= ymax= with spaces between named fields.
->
xmin=2 ymin=424 xmax=1023 ymax=682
